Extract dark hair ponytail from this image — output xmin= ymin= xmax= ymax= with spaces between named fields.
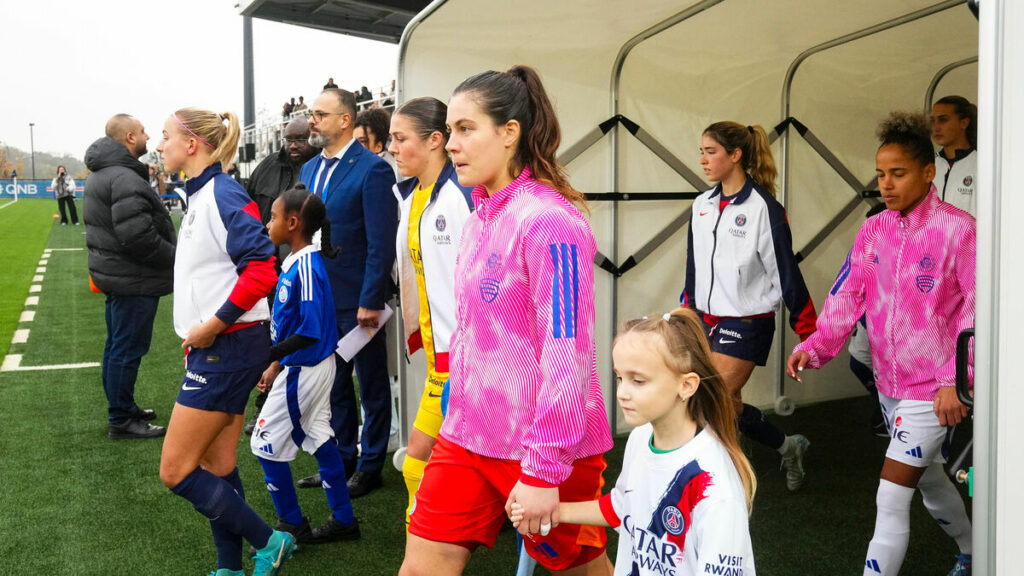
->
xmin=934 ymin=95 xmax=978 ymax=148
xmin=277 ymin=184 xmax=339 ymax=258
xmin=453 ymin=65 xmax=586 ymax=210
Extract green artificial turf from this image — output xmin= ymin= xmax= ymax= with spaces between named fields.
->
xmin=0 ymin=210 xmax=971 ymax=575
xmin=0 ymin=199 xmax=61 ymax=350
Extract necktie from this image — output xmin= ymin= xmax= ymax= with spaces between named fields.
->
xmin=315 ymin=157 xmax=340 ymax=198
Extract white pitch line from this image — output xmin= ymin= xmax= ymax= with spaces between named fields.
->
xmin=25 ymin=296 xmax=38 ymax=306
xmin=29 ymin=285 xmax=41 ymax=293
xmin=44 ymin=249 xmax=52 ymax=253
xmin=32 ymin=275 xmax=43 ymax=282
xmin=47 ymin=248 xmax=84 ymax=251
xmin=0 ymin=354 xmax=100 ymax=372
xmin=36 ymin=267 xmax=46 ymax=273
xmin=19 ymin=311 xmax=35 ymax=322
xmin=12 ymin=329 xmax=29 ymax=344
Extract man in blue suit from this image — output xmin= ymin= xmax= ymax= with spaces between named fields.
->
xmin=296 ymin=88 xmax=397 ymax=505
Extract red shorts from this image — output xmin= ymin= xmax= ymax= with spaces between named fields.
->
xmin=409 ymin=434 xmax=608 ymax=571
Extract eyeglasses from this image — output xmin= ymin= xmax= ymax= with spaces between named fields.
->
xmin=284 ymin=137 xmax=308 ymax=144
xmin=305 ymin=110 xmax=342 ymax=122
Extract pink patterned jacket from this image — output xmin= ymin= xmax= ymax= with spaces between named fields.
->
xmin=794 ymin=188 xmax=975 ymax=401
xmin=441 ymin=166 xmax=612 ymax=486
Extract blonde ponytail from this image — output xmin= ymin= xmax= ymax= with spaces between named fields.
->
xmin=173 ymin=107 xmax=241 ymax=167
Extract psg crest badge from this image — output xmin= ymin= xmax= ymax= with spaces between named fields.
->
xmin=735 ymin=214 xmax=747 ymax=227
xmin=661 ymin=505 xmax=685 ymax=536
xmin=436 ymin=214 xmax=447 ymax=231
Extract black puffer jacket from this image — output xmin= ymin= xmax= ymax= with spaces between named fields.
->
xmin=83 ymin=137 xmax=176 ymax=296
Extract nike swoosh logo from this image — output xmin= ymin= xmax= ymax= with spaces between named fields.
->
xmin=718 ymin=339 xmax=737 ymax=344
xmin=699 ymin=211 xmax=711 ymax=216
xmin=427 ymin=392 xmax=442 ymax=398
xmin=181 ymin=384 xmax=202 ymax=391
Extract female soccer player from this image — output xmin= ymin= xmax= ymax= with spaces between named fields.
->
xmin=399 ymin=66 xmax=613 ymax=576
xmin=389 ymin=97 xmax=474 ymax=529
xmin=788 ymin=112 xmax=974 ymax=576
xmin=251 ymin=185 xmax=359 ymax=544
xmin=156 ymin=107 xmax=295 ymax=576
xmin=510 ymin=308 xmax=757 ymax=576
xmin=930 ymin=95 xmax=977 ymax=216
xmin=683 ymin=121 xmax=818 ymax=491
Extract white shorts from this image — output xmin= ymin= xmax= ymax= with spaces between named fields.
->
xmin=250 ymin=355 xmax=336 ymax=462
xmin=879 ymin=394 xmax=955 ymax=468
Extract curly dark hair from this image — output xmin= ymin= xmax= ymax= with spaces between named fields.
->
xmin=354 ymin=108 xmax=392 ymax=152
xmin=876 ymin=111 xmax=934 ymax=167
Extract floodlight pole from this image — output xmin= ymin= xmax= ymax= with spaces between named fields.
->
xmin=29 ymin=123 xmax=35 ymax=180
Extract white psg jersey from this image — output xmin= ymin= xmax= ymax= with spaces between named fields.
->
xmin=600 ymin=425 xmax=755 ymax=576
xmin=933 ymin=149 xmax=977 ymax=217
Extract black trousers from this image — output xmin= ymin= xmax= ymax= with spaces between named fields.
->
xmin=57 ymin=196 xmax=78 ymax=224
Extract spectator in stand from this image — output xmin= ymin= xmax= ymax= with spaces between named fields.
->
xmin=354 ymin=108 xmax=401 ymax=181
xmin=52 ymin=165 xmax=79 ymax=225
xmin=294 ymin=96 xmax=308 ymax=113
xmin=324 ymin=77 xmax=339 ymax=90
xmin=357 ymin=87 xmax=373 ymax=110
xmin=225 ymin=163 xmax=241 ymax=182
xmin=282 ymin=101 xmax=293 ymax=121
xmin=243 ymin=116 xmax=321 ymax=436
xmin=84 ymin=113 xmax=175 ymax=440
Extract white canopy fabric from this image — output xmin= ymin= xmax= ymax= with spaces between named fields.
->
xmin=397 ymin=0 xmax=977 ymax=433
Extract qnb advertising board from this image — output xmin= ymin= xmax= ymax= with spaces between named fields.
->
xmin=0 ymin=180 xmax=84 ymax=198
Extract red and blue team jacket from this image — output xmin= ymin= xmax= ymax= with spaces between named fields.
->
xmin=173 ymin=163 xmax=277 ymax=339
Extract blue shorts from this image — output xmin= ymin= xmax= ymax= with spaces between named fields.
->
xmin=177 ymin=323 xmax=270 ymax=414
xmin=701 ymin=315 xmax=776 ymax=366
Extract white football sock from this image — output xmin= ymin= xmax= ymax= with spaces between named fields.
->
xmin=918 ymin=461 xmax=972 ymax=554
xmin=863 ymin=479 xmax=914 ymax=575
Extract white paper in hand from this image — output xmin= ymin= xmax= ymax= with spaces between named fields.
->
xmin=336 ymin=304 xmax=394 ymax=362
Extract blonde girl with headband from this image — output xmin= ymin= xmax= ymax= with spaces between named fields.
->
xmin=510 ymin=308 xmax=757 ymax=576
xmin=156 ymin=108 xmax=295 ymax=576
xmin=683 ymin=121 xmax=818 ymax=492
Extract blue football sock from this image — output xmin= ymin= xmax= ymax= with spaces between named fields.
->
xmin=257 ymin=457 xmax=304 ymax=526
xmin=315 ymin=441 xmax=355 ymax=524
xmin=171 ymin=466 xmax=273 ymax=549
xmin=209 ymin=468 xmax=245 ymax=571
xmin=737 ymin=403 xmax=786 ymax=450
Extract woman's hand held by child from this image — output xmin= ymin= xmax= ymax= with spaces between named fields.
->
xmin=506 ymin=480 xmax=559 ymax=537
xmin=787 ymin=351 xmax=811 ymax=381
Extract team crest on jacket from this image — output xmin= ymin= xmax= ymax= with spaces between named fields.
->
xmin=661 ymin=506 xmax=685 ymax=536
xmin=278 ymin=285 xmax=289 ymax=303
xmin=963 ymin=176 xmax=973 ymax=186
xmin=480 ymin=278 xmax=500 ymax=302
xmin=734 ymin=214 xmax=747 ymax=227
xmin=919 ymin=255 xmax=936 ymax=272
xmin=435 ymin=214 xmax=447 ymax=232
xmin=916 ymin=275 xmax=935 ymax=293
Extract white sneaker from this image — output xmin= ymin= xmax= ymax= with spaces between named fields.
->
xmin=780 ymin=434 xmax=810 ymax=492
